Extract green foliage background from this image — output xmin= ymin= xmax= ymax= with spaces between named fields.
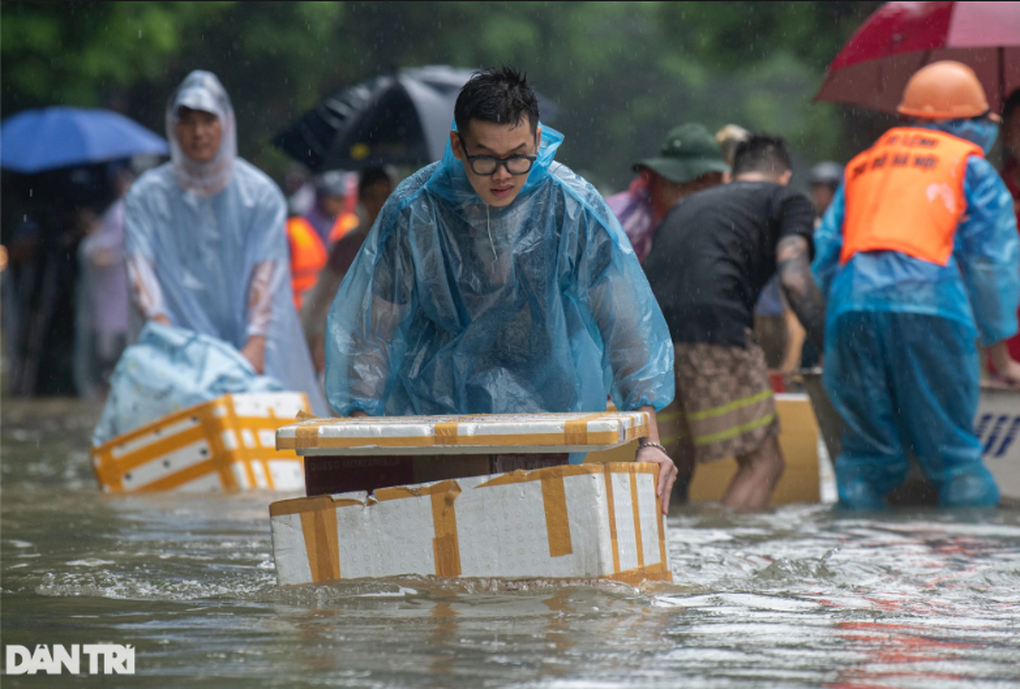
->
xmin=1 ymin=1 xmax=884 ymax=191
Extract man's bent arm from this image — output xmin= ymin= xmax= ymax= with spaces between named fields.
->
xmin=246 ymin=261 xmax=280 ymax=338
xmin=580 ymin=225 xmax=675 ymax=412
xmin=777 ymin=235 xmax=826 ymax=349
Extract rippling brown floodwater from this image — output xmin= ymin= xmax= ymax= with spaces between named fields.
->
xmin=2 ymin=398 xmax=1019 ymax=688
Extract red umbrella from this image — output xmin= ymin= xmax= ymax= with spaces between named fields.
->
xmin=815 ymin=1 xmax=1020 ymax=115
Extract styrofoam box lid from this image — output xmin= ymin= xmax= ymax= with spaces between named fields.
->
xmin=277 ymin=412 xmax=650 ymax=456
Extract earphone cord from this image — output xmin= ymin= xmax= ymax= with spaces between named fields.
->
xmin=486 ymin=204 xmax=497 ymax=260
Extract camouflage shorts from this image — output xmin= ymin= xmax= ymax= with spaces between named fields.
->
xmin=657 ymin=338 xmax=779 ymax=464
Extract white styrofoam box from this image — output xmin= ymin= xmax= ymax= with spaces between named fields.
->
xmin=91 ymin=392 xmax=309 ymax=493
xmin=278 ymin=411 xmax=651 ymax=456
xmin=270 ymin=462 xmax=671 ymax=585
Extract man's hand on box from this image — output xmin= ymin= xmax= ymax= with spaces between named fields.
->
xmin=636 ymin=443 xmax=677 ymax=514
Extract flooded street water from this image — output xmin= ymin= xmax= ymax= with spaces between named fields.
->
xmin=2 ymin=398 xmax=1019 ymax=688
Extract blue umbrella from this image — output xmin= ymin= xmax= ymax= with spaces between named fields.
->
xmin=1 ymin=106 xmax=168 ymax=174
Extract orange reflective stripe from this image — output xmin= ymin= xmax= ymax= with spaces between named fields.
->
xmin=328 ymin=212 xmax=359 ymax=244
xmin=287 ymin=217 xmax=328 ymax=310
xmin=841 ymin=127 xmax=983 ymax=267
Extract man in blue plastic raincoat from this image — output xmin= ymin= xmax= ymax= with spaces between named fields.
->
xmin=124 ymin=70 xmax=327 ymax=414
xmin=812 ymin=61 xmax=1020 ymax=509
xmin=324 ymin=67 xmax=678 ymax=511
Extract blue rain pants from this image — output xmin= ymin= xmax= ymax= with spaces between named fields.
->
xmin=823 ymin=311 xmax=999 ymax=509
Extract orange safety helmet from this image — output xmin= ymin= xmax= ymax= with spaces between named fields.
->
xmin=897 ymin=60 xmax=999 ymax=122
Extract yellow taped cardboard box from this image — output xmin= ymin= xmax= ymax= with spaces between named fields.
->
xmin=270 ymin=462 xmax=672 ymax=586
xmin=278 ymin=411 xmax=649 ymax=455
xmin=91 ymin=392 xmax=309 ymax=493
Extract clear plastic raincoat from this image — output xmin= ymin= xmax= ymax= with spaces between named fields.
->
xmin=812 ymin=119 xmax=1019 ymax=508
xmin=324 ymin=126 xmax=674 ymax=422
xmin=124 ymin=71 xmax=326 ymax=415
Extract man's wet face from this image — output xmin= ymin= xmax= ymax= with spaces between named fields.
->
xmin=176 ymin=107 xmax=223 ymax=163
xmin=451 ymin=118 xmax=541 ymax=207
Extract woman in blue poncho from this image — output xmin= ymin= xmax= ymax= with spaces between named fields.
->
xmin=324 ymin=67 xmax=679 ymax=511
xmin=124 ymin=70 xmax=326 ymax=414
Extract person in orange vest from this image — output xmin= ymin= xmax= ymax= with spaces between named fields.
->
xmin=286 ymin=172 xmax=360 ymax=310
xmin=812 ymin=61 xmax=1020 ymax=509
xmin=301 ymin=167 xmax=394 ymax=372
xmin=285 ymin=214 xmax=328 ymax=311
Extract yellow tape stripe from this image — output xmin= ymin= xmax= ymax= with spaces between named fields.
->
xmin=541 ymin=474 xmax=572 ymax=557
xmin=221 ymin=396 xmax=254 ymax=491
xmin=373 ymin=479 xmax=462 ymax=502
xmin=96 ymin=426 xmax=207 ymax=475
xmin=692 ymin=413 xmax=776 ymax=446
xmin=603 ymin=465 xmax=621 ymax=574
xmin=300 ymin=508 xmax=340 ymax=583
xmin=295 ymin=425 xmax=321 ymax=445
xmin=563 ymin=412 xmax=605 ymax=445
xmin=260 ymin=459 xmax=274 ymax=490
xmin=91 ymin=404 xmax=209 ymax=454
xmin=200 ymin=401 xmax=236 ymax=491
xmin=476 ymin=462 xmax=656 ymax=488
xmin=430 ymin=482 xmax=462 ymax=577
xmin=628 ymin=467 xmax=644 ymax=569
xmin=685 ymin=388 xmax=773 ymax=422
xmin=270 ymin=494 xmax=363 ymax=516
xmin=623 ymin=415 xmax=650 ymax=441
xmin=605 ymin=561 xmax=673 ymax=586
xmin=434 ymin=421 xmax=460 ymax=445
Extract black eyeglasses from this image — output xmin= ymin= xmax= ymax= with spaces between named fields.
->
xmin=457 ymin=135 xmax=537 ymax=175
xmin=465 ymin=152 xmax=537 ymax=176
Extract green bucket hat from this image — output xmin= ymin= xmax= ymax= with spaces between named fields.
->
xmin=635 ymin=123 xmax=729 ymax=182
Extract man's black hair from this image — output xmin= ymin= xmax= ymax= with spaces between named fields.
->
xmin=732 ymin=134 xmax=792 ymax=177
xmin=454 ymin=66 xmax=540 ymax=136
xmin=358 ymin=166 xmax=393 ymax=196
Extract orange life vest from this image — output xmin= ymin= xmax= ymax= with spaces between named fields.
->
xmin=286 ymin=217 xmax=328 ymax=311
xmin=841 ymin=127 xmax=983 ymax=267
